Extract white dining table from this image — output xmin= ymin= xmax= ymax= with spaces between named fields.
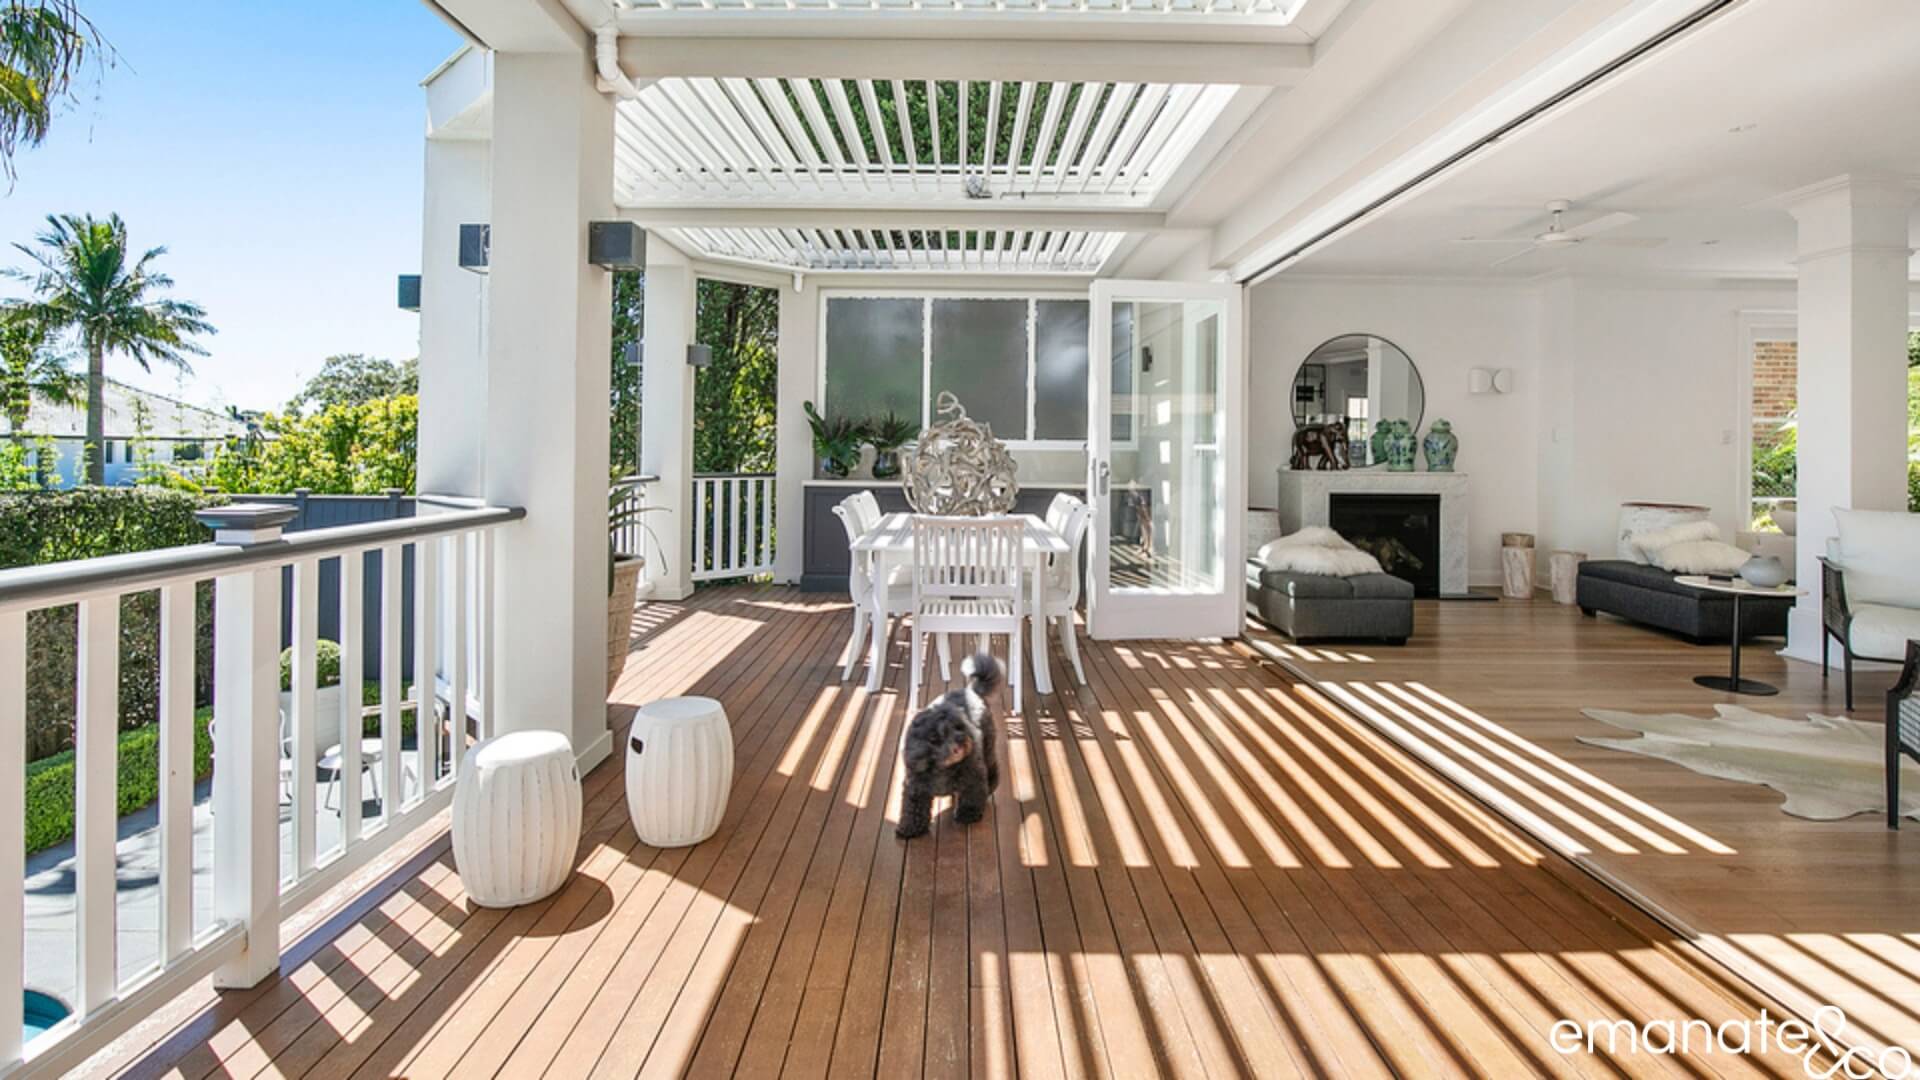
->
xmin=849 ymin=512 xmax=1072 ymax=696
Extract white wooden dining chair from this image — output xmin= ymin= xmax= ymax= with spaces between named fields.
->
xmin=1044 ymin=492 xmax=1082 ymax=536
xmin=833 ymin=497 xmax=915 ymax=683
xmin=1031 ymin=502 xmax=1092 ymax=685
xmin=909 ymin=515 xmax=1025 ymax=713
xmin=850 ymin=489 xmax=883 ymax=533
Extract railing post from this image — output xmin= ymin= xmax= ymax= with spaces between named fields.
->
xmin=198 ymin=505 xmax=298 ymax=989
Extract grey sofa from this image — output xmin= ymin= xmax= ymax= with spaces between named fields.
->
xmin=1246 ymin=563 xmax=1415 ymax=644
xmin=1576 ymin=559 xmax=1791 ymax=643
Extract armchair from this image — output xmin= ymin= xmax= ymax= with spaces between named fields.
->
xmin=1820 ymin=509 xmax=1920 ymax=710
xmin=1886 ymin=641 xmax=1920 ymax=829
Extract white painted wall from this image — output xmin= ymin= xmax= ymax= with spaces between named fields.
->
xmin=1250 ymin=276 xmax=1540 ymax=586
xmin=1532 ymin=277 xmax=1799 ymax=562
xmin=417 ymin=136 xmax=490 ymax=497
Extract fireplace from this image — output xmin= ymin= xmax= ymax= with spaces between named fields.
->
xmin=1330 ymin=492 xmax=1442 ymax=597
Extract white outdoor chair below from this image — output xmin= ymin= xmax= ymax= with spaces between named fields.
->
xmin=1029 ymin=501 xmax=1093 ymax=685
xmin=910 ymin=515 xmax=1026 ymax=714
xmin=833 ymin=496 xmax=919 ymax=684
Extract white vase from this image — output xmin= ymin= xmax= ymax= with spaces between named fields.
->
xmin=626 ymin=696 xmax=733 ymax=848
xmin=452 ymin=731 xmax=581 ymax=907
xmin=279 ymin=684 xmax=347 ymax=763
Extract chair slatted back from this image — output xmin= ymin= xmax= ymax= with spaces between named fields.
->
xmin=832 ymin=499 xmax=873 ymax=606
xmin=851 ymin=490 xmax=883 ymax=534
xmin=1051 ymin=502 xmax=1093 ymax=607
xmin=911 ymin=515 xmax=1025 ymax=606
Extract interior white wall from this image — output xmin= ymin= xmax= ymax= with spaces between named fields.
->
xmin=1250 ymin=276 xmax=1540 ymax=586
xmin=1532 ymin=277 xmax=1799 ymax=560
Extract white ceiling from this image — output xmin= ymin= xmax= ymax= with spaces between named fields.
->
xmin=1289 ymin=0 xmax=1920 ymax=280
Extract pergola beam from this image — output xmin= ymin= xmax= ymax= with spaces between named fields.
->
xmin=615 ymin=36 xmax=1311 ymax=86
xmin=623 ymin=206 xmax=1171 ymax=231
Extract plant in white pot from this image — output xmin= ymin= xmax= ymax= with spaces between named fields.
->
xmin=608 ymin=476 xmax=670 ymax=694
xmin=280 ymin=639 xmax=343 ymax=766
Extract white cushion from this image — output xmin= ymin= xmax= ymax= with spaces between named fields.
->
xmin=1832 ymin=509 xmax=1920 ymax=609
xmin=1649 ymin=538 xmax=1752 ymax=576
xmin=1632 ymin=520 xmax=1720 ymax=562
xmin=1847 ymin=604 xmax=1920 ymax=661
xmin=1261 ymin=526 xmax=1354 ymax=554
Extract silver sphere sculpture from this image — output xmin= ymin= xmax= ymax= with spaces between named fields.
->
xmin=902 ymin=392 xmax=1019 ymax=516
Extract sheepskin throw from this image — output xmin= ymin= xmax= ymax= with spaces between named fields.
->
xmin=1649 ymin=538 xmax=1753 ymax=575
xmin=1256 ymin=529 xmax=1384 ymax=578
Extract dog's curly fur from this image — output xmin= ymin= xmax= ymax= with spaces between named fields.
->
xmin=896 ymin=653 xmax=1002 ymax=839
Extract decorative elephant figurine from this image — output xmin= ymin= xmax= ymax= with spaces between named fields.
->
xmin=1289 ymin=419 xmax=1350 ymax=471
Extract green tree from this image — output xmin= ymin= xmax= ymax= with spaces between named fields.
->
xmin=9 ymin=213 xmax=213 ymax=484
xmin=0 ymin=2 xmax=103 ymax=181
xmin=288 ymin=353 xmax=417 ymax=415
xmin=610 ymin=271 xmax=643 ymax=476
xmin=692 ymin=280 xmax=779 ymax=475
xmin=0 ymin=306 xmax=79 ymax=445
xmin=199 ymin=394 xmax=416 ymax=495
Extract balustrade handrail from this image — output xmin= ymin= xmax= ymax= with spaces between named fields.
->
xmin=692 ymin=471 xmax=776 ymax=479
xmin=0 ymin=503 xmax=524 ymax=612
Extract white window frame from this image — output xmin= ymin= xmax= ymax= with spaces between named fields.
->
xmin=818 ymin=286 xmax=1120 ymax=451
xmin=1735 ymin=312 xmax=1797 ymax=524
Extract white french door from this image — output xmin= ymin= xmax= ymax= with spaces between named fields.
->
xmin=1086 ymin=279 xmax=1245 ymax=640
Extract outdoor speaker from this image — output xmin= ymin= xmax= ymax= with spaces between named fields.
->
xmin=687 ymin=344 xmax=712 ymax=369
xmin=589 ymin=221 xmax=647 ymax=270
xmin=396 ymin=274 xmax=421 ymax=312
xmin=458 ymin=224 xmax=490 ymax=273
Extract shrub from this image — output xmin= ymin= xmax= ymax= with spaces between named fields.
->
xmin=25 ymin=710 xmax=215 ymax=855
xmin=280 ymin=640 xmax=343 ymax=691
xmin=4 ymin=489 xmax=228 ymax=760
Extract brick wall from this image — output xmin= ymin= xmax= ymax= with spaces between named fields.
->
xmin=1750 ymin=339 xmax=1796 ymax=448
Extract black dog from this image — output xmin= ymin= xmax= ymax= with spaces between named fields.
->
xmin=896 ymin=653 xmax=1002 ymax=839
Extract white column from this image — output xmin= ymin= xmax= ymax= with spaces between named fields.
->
xmin=1783 ymin=175 xmax=1915 ymax=661
xmin=641 ymin=236 xmax=697 ymax=600
xmin=773 ymin=277 xmax=814 ymax=585
xmin=417 ymin=135 xmax=490 ymax=497
xmin=482 ymin=48 xmax=615 ymax=769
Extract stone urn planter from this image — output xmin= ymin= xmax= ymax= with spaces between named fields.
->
xmin=608 ymin=555 xmax=647 ymax=694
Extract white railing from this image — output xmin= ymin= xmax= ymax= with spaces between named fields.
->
xmin=692 ymin=473 xmax=776 ymax=581
xmin=0 ymin=498 xmax=522 ymax=1077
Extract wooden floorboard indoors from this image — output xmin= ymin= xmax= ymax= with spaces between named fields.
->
xmin=1258 ymin=591 xmax=1916 ymax=1064
xmin=114 ymin=585 xmax=1824 ymax=1078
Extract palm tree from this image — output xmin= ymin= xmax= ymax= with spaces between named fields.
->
xmin=10 ymin=213 xmax=213 ymax=484
xmin=0 ymin=2 xmax=101 ymax=180
xmin=0 ymin=306 xmax=79 ymax=443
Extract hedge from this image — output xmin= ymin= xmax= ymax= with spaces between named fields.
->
xmin=26 ymin=710 xmax=216 ymax=855
xmin=1 ymin=488 xmax=227 ymax=761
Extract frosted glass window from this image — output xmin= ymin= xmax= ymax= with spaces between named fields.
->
xmin=929 ymin=298 xmax=1027 ymax=439
xmin=1034 ymin=300 xmax=1090 ymax=441
xmin=824 ymin=297 xmax=924 ymax=425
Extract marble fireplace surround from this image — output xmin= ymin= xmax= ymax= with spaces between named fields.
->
xmin=1274 ymin=469 xmax=1470 ymax=596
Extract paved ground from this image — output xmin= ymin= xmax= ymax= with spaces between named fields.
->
xmin=24 ymin=748 xmax=432 ymax=1011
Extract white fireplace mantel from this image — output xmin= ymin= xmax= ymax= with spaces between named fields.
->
xmin=1274 ymin=468 xmax=1470 ymax=595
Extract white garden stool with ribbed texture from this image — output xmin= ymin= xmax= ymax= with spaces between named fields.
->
xmin=626 ymin=696 xmax=733 ymax=847
xmin=451 ymin=730 xmax=581 ymax=907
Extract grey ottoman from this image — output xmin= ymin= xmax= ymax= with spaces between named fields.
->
xmin=1246 ymin=563 xmax=1415 ymax=644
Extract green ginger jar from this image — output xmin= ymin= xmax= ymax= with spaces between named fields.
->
xmin=1422 ymin=419 xmax=1458 ymax=472
xmin=1383 ymin=420 xmax=1417 ymax=472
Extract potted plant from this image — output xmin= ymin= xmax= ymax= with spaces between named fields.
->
xmin=804 ymin=401 xmax=863 ymax=478
xmin=608 ymin=475 xmax=669 ymax=693
xmin=866 ymin=412 xmax=919 ymax=481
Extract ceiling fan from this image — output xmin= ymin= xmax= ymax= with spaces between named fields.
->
xmin=1454 ymin=200 xmax=1664 ymax=268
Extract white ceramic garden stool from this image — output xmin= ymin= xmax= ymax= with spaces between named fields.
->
xmin=451 ymin=730 xmax=581 ymax=908
xmin=626 ymin=696 xmax=733 ymax=847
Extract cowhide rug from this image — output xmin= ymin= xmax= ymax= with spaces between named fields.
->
xmin=1580 ymin=704 xmax=1920 ymax=821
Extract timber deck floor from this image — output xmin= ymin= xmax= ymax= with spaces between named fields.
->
xmin=115 ymin=585 xmax=1818 ymax=1078
xmin=1259 ymin=592 xmax=1917 ymax=1064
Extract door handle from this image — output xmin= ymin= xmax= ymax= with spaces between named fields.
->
xmin=1095 ymin=460 xmax=1111 ymax=497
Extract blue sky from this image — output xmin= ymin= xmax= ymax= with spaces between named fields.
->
xmin=0 ymin=0 xmax=462 ymax=413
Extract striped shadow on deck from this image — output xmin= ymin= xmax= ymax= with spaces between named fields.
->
xmin=115 ymin=585 xmax=1815 ymax=1078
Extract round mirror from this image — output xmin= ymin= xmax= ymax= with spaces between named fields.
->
xmin=1291 ymin=334 xmax=1425 ymax=468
